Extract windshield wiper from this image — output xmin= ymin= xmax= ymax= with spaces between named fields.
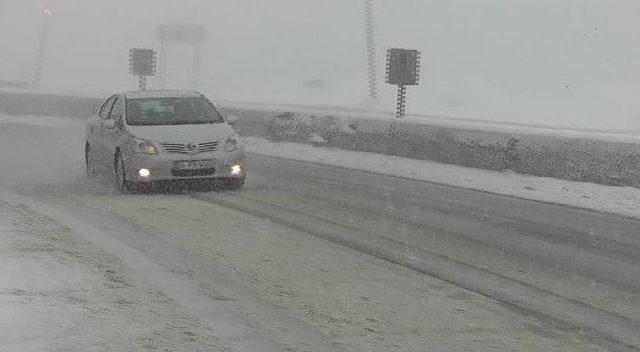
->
xmin=169 ymin=121 xmax=216 ymax=125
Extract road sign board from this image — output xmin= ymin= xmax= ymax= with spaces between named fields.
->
xmin=129 ymin=48 xmax=157 ymax=77
xmin=386 ymin=48 xmax=421 ymax=86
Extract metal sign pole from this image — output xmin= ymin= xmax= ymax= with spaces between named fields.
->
xmin=192 ymin=43 xmax=201 ymax=89
xmin=157 ymin=25 xmax=206 ymax=90
xmin=395 ymin=85 xmax=407 ymax=118
xmin=138 ymin=76 xmax=147 ymax=91
xmin=159 ymin=41 xmax=167 ymax=89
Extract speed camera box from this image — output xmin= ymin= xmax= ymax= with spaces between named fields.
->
xmin=386 ymin=48 xmax=421 ymax=86
xmin=129 ymin=48 xmax=157 ymax=77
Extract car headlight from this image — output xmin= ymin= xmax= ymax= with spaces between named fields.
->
xmin=131 ymin=139 xmax=158 ymax=155
xmin=224 ymin=137 xmax=239 ymax=152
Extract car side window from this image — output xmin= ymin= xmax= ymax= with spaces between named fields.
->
xmin=99 ymin=97 xmax=116 ymax=120
xmin=110 ymin=97 xmax=125 ymax=122
xmin=98 ymin=99 xmax=109 ymax=119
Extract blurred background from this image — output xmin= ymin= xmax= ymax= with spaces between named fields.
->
xmin=1 ymin=0 xmax=639 ymax=130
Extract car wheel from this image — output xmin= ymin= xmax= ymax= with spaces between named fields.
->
xmin=114 ymin=154 xmax=132 ymax=193
xmin=225 ymin=177 xmax=245 ymax=191
xmin=85 ymin=144 xmax=98 ymax=178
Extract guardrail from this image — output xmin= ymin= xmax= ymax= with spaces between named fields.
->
xmin=233 ymin=109 xmax=639 ymax=188
xmin=0 ymin=90 xmax=102 ymax=118
xmin=2 ymin=90 xmax=638 ymax=188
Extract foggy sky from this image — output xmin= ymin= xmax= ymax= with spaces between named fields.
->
xmin=1 ymin=1 xmax=639 ymax=129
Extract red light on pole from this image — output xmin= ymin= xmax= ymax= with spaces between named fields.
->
xmin=33 ymin=6 xmax=53 ymax=87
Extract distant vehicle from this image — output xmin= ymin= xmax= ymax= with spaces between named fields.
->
xmin=85 ymin=90 xmax=245 ymax=192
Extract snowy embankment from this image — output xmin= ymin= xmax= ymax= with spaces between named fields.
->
xmin=255 ymin=110 xmax=640 ymax=188
xmin=2 ymin=89 xmax=640 ymax=189
xmin=220 ymin=100 xmax=640 ymax=141
xmin=244 ymin=137 xmax=640 ymax=220
xmin=1 ymin=111 xmax=637 ymax=219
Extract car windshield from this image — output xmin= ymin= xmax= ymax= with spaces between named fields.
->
xmin=126 ymin=97 xmax=224 ymax=125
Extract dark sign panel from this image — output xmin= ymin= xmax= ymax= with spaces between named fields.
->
xmin=129 ymin=49 xmax=157 ymax=77
xmin=386 ymin=48 xmax=421 ymax=86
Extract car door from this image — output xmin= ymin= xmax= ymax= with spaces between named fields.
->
xmin=86 ymin=98 xmax=110 ymax=149
xmin=93 ymin=96 xmax=116 ymax=168
xmin=104 ymin=95 xmax=127 ymax=164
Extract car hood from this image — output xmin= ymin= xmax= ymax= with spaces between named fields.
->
xmin=127 ymin=123 xmax=236 ymax=143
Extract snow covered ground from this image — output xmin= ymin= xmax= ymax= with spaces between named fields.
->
xmin=1 ymin=191 xmax=613 ymax=352
xmin=1 ymin=112 xmax=635 ymax=351
xmin=0 ymin=200 xmax=228 ymax=352
xmin=243 ymin=137 xmax=640 ymax=220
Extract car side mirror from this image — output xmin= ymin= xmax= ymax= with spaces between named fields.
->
xmin=114 ymin=116 xmax=124 ymax=130
xmin=103 ymin=119 xmax=116 ymax=129
xmin=226 ymin=114 xmax=238 ymax=126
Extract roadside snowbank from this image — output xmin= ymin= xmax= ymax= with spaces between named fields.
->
xmin=260 ymin=111 xmax=640 ymax=188
xmin=222 ymin=100 xmax=640 ymax=143
xmin=244 ymin=137 xmax=640 ymax=220
xmin=3 ymin=90 xmax=639 ymax=188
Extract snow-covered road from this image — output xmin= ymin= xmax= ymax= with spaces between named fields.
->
xmin=242 ymin=137 xmax=640 ymax=220
xmin=1 ymin=114 xmax=638 ymax=351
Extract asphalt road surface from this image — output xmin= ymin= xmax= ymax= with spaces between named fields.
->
xmin=1 ymin=114 xmax=638 ymax=351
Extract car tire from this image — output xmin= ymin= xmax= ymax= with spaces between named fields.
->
xmin=114 ymin=154 xmax=133 ymax=193
xmin=225 ymin=177 xmax=245 ymax=191
xmin=85 ymin=144 xmax=98 ymax=178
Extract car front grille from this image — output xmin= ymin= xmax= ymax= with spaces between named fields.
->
xmin=197 ymin=141 xmax=220 ymax=153
xmin=171 ymin=168 xmax=216 ymax=177
xmin=162 ymin=141 xmax=220 ymax=154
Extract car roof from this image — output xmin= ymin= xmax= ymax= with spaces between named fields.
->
xmin=122 ymin=90 xmax=203 ymax=100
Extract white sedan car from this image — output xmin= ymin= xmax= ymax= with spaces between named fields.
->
xmin=85 ymin=90 xmax=246 ymax=192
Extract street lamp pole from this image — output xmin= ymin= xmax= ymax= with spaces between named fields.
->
xmin=32 ymin=6 xmax=53 ymax=88
xmin=364 ymin=0 xmax=378 ymax=100
xmin=0 ymin=0 xmax=4 ymax=79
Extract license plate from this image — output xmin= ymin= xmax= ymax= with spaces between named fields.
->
xmin=174 ymin=160 xmax=215 ymax=170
